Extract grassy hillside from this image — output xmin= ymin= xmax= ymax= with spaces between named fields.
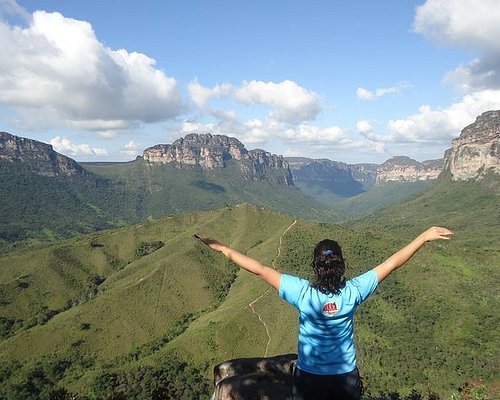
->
xmin=336 ymin=181 xmax=433 ymax=218
xmin=0 ymin=158 xmax=338 ymax=250
xmin=0 ymin=161 xmax=143 ymax=250
xmin=83 ymin=159 xmax=336 ymax=221
xmin=1 ymin=185 xmax=498 ymax=399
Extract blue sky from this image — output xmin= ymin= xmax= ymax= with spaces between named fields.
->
xmin=1 ymin=0 xmax=499 ymax=163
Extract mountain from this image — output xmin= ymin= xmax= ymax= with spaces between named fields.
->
xmin=0 ymin=132 xmax=334 ymax=248
xmin=0 ymin=132 xmax=142 ymax=247
xmin=376 ymin=156 xmax=443 ymax=183
xmin=286 ymin=155 xmax=439 ymax=213
xmin=0 ymin=131 xmax=88 ymax=178
xmin=0 ymin=201 xmax=498 ymax=398
xmin=286 ymin=157 xmax=366 ymax=202
xmin=444 ymin=110 xmax=500 ymax=184
xmin=143 ymin=133 xmax=293 ymax=186
xmin=1 ymin=111 xmax=500 ymax=398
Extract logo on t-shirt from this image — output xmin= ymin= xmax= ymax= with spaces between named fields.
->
xmin=322 ymin=302 xmax=339 ymax=317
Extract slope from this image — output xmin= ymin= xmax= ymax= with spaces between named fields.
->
xmin=1 ymin=181 xmax=498 ymax=398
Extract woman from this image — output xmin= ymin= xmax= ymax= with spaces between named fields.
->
xmin=195 ymin=226 xmax=453 ymax=400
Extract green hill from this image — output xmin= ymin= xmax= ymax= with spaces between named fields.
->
xmin=335 ymin=180 xmax=433 ymax=218
xmin=0 ymin=157 xmax=336 ymax=250
xmin=1 ymin=180 xmax=498 ymax=398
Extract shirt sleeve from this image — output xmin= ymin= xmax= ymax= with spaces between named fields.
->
xmin=279 ymin=274 xmax=309 ymax=309
xmin=349 ymin=270 xmax=378 ymax=305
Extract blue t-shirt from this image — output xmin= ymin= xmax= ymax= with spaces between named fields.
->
xmin=279 ymin=270 xmax=378 ymax=375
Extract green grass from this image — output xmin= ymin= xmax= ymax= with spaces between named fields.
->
xmin=0 ymin=177 xmax=499 ymax=398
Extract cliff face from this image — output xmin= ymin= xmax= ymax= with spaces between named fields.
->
xmin=287 ymin=158 xmax=354 ymax=184
xmin=0 ymin=131 xmax=87 ymax=178
xmin=376 ymin=156 xmax=443 ymax=184
xmin=444 ymin=110 xmax=500 ymax=181
xmin=143 ymin=133 xmax=293 ymax=186
xmin=349 ymin=163 xmax=378 ymax=185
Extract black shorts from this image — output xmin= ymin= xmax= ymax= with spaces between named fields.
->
xmin=293 ymin=367 xmax=361 ymax=400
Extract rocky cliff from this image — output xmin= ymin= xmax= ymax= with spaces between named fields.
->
xmin=349 ymin=163 xmax=378 ymax=186
xmin=0 ymin=131 xmax=87 ymax=178
xmin=286 ymin=157 xmax=365 ymax=197
xmin=143 ymin=133 xmax=293 ymax=186
xmin=444 ymin=110 xmax=500 ymax=181
xmin=376 ymin=156 xmax=443 ymax=184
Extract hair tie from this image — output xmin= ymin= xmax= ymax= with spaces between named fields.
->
xmin=324 ymin=249 xmax=334 ymax=257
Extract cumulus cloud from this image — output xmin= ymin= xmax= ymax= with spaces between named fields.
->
xmin=188 ymin=79 xmax=322 ymax=124
xmin=387 ymin=89 xmax=500 ymax=141
xmin=120 ymin=140 xmax=140 ymax=157
xmin=188 ymin=79 xmax=233 ymax=108
xmin=234 ymin=80 xmax=321 ymax=123
xmin=0 ymin=7 xmax=183 ymax=132
xmin=357 ymin=84 xmax=408 ymax=100
xmin=50 ymin=136 xmax=108 ymax=157
xmin=414 ymin=0 xmax=500 ymax=92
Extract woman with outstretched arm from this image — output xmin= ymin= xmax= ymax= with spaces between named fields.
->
xmin=194 ymin=226 xmax=453 ymax=400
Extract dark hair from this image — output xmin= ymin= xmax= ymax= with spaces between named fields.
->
xmin=311 ymin=239 xmax=346 ymax=295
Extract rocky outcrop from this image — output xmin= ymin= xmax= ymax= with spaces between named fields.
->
xmin=143 ymin=133 xmax=293 ymax=186
xmin=444 ymin=110 xmax=500 ymax=181
xmin=349 ymin=163 xmax=378 ymax=186
xmin=0 ymin=131 xmax=87 ymax=178
xmin=286 ymin=157 xmax=364 ymax=197
xmin=212 ymin=354 xmax=296 ymax=400
xmin=376 ymin=156 xmax=443 ymax=184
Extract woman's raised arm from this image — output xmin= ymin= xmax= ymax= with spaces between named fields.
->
xmin=373 ymin=227 xmax=453 ymax=283
xmin=194 ymin=234 xmax=281 ymax=290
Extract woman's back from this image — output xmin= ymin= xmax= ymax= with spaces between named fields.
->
xmin=279 ymin=270 xmax=378 ymax=375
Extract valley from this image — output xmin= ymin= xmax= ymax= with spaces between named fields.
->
xmin=0 ymin=110 xmax=499 ymax=399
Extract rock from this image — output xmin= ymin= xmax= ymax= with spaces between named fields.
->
xmin=444 ymin=110 xmax=500 ymax=181
xmin=212 ymin=354 xmax=297 ymax=400
xmin=143 ymin=133 xmax=293 ymax=186
xmin=376 ymin=156 xmax=443 ymax=183
xmin=0 ymin=131 xmax=88 ymax=178
xmin=286 ymin=157 xmax=365 ymax=197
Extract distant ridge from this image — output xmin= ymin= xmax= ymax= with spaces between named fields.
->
xmin=444 ymin=109 xmax=500 ymax=182
xmin=143 ymin=133 xmax=293 ymax=186
xmin=0 ymin=131 xmax=89 ymax=178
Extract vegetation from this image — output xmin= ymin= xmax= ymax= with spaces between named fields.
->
xmin=0 ymin=159 xmax=337 ymax=250
xmin=0 ymin=175 xmax=498 ymax=398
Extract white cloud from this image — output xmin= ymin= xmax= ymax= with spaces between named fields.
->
xmin=180 ymin=120 xmax=217 ymax=136
xmin=189 ymin=79 xmax=322 ymax=124
xmin=188 ymin=79 xmax=233 ymax=108
xmin=234 ymin=80 xmax=321 ymax=123
xmin=356 ymin=120 xmax=373 ymax=134
xmin=357 ymin=84 xmax=408 ymax=100
xmin=50 ymin=136 xmax=108 ymax=157
xmin=414 ymin=0 xmax=500 ymax=92
xmin=281 ymin=124 xmax=345 ymax=143
xmin=0 ymin=7 xmax=183 ymax=131
xmin=120 ymin=140 xmax=140 ymax=157
xmin=413 ymin=0 xmax=500 ymax=51
xmin=387 ymin=89 xmax=500 ymax=141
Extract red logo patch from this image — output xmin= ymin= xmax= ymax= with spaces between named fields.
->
xmin=322 ymin=302 xmax=339 ymax=317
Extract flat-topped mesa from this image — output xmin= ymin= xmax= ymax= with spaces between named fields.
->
xmin=444 ymin=110 xmax=500 ymax=181
xmin=0 ymin=131 xmax=87 ymax=178
xmin=376 ymin=156 xmax=444 ymax=184
xmin=143 ymin=133 xmax=293 ymax=186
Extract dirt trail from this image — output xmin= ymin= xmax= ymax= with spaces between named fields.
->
xmin=247 ymin=220 xmax=297 ymax=357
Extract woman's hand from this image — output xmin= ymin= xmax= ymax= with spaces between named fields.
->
xmin=418 ymin=227 xmax=454 ymax=242
xmin=193 ymin=234 xmax=226 ymax=252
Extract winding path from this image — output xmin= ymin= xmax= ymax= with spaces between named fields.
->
xmin=247 ymin=220 xmax=297 ymax=357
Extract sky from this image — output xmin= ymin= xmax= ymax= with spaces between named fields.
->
xmin=1 ymin=0 xmax=500 ymax=164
